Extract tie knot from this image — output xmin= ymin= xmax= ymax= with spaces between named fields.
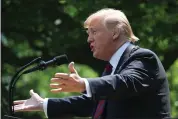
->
xmin=102 ymin=63 xmax=113 ymax=76
xmin=105 ymin=63 xmax=112 ymax=72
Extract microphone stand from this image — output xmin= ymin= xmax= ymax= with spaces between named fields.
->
xmin=4 ymin=57 xmax=42 ymax=119
xmin=4 ymin=54 xmax=69 ymax=119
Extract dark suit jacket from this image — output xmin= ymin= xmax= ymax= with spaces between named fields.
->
xmin=47 ymin=44 xmax=171 ymax=119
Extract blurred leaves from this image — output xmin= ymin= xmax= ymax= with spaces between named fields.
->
xmin=167 ymin=59 xmax=178 ymax=117
xmin=2 ymin=0 xmax=178 ymax=118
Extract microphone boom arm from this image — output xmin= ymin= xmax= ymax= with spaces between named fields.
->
xmin=9 ymin=57 xmax=42 ymax=115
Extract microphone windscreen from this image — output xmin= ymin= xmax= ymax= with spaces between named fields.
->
xmin=54 ymin=54 xmax=69 ymax=66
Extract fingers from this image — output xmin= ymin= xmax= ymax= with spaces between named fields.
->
xmin=13 ymin=89 xmax=44 ymax=112
xmin=51 ymin=77 xmax=67 ymax=84
xmin=49 ymin=62 xmax=81 ymax=93
xmin=14 ymin=104 xmax=25 ymax=112
xmin=14 ymin=104 xmax=38 ymax=112
xmin=50 ymin=88 xmax=63 ymax=93
xmin=50 ymin=83 xmax=66 ymax=93
xmin=50 ymin=79 xmax=76 ymax=93
xmin=14 ymin=89 xmax=34 ymax=105
xmin=14 ymin=100 xmax=26 ymax=105
xmin=50 ymin=77 xmax=68 ymax=93
xmin=55 ymin=73 xmax=69 ymax=79
xmin=50 ymin=86 xmax=68 ymax=93
xmin=50 ymin=83 xmax=65 ymax=88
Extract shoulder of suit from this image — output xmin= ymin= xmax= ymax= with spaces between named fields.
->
xmin=131 ymin=46 xmax=158 ymax=58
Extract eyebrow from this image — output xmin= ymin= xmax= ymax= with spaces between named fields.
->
xmin=85 ymin=27 xmax=99 ymax=34
xmin=86 ymin=28 xmax=96 ymax=33
xmin=87 ymin=27 xmax=97 ymax=31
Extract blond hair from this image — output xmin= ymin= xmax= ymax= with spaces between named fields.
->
xmin=84 ymin=8 xmax=139 ymax=42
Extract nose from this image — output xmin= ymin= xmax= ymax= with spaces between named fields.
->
xmin=87 ymin=34 xmax=94 ymax=43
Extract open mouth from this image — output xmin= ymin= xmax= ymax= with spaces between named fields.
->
xmin=90 ymin=45 xmax=94 ymax=51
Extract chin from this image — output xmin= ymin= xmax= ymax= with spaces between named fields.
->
xmin=93 ymin=53 xmax=97 ymax=58
xmin=93 ymin=52 xmax=99 ymax=59
xmin=93 ymin=52 xmax=106 ymax=61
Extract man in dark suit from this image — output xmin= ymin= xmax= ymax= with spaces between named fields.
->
xmin=14 ymin=8 xmax=171 ymax=119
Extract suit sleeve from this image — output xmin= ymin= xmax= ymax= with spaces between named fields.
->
xmin=87 ymin=53 xmax=159 ymax=100
xmin=47 ymin=94 xmax=95 ymax=118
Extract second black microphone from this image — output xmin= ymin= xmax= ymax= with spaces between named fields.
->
xmin=23 ymin=54 xmax=69 ymax=74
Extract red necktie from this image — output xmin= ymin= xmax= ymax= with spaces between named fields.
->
xmin=94 ymin=63 xmax=112 ymax=119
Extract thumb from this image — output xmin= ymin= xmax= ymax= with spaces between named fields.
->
xmin=30 ymin=89 xmax=38 ymax=97
xmin=68 ymin=62 xmax=77 ymax=74
xmin=30 ymin=89 xmax=41 ymax=99
xmin=30 ymin=89 xmax=35 ymax=96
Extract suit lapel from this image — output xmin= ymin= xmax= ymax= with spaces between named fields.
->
xmin=93 ymin=43 xmax=139 ymax=118
xmin=114 ymin=43 xmax=139 ymax=74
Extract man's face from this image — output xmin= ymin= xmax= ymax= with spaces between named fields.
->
xmin=86 ymin=17 xmax=113 ymax=61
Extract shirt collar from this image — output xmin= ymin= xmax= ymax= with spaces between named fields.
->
xmin=109 ymin=42 xmax=130 ymax=69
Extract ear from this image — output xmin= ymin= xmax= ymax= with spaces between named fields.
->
xmin=112 ymin=27 xmax=120 ymax=40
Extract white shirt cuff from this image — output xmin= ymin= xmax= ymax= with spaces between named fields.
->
xmin=82 ymin=78 xmax=92 ymax=97
xmin=43 ymin=98 xmax=48 ymax=118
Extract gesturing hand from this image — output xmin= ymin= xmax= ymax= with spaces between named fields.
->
xmin=13 ymin=89 xmax=44 ymax=112
xmin=50 ymin=62 xmax=86 ymax=93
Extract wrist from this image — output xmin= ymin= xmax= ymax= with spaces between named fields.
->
xmin=80 ymin=78 xmax=86 ymax=92
xmin=38 ymin=99 xmax=44 ymax=111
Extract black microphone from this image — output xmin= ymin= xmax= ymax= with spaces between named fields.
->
xmin=23 ymin=54 xmax=69 ymax=74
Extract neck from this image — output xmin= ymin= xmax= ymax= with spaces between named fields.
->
xmin=115 ymin=35 xmax=128 ymax=50
xmin=107 ymin=37 xmax=127 ymax=60
xmin=115 ymin=40 xmax=127 ymax=51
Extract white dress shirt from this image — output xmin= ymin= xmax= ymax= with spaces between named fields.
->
xmin=43 ymin=42 xmax=130 ymax=118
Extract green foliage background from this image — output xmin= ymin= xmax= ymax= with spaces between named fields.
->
xmin=2 ymin=0 xmax=178 ymax=118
